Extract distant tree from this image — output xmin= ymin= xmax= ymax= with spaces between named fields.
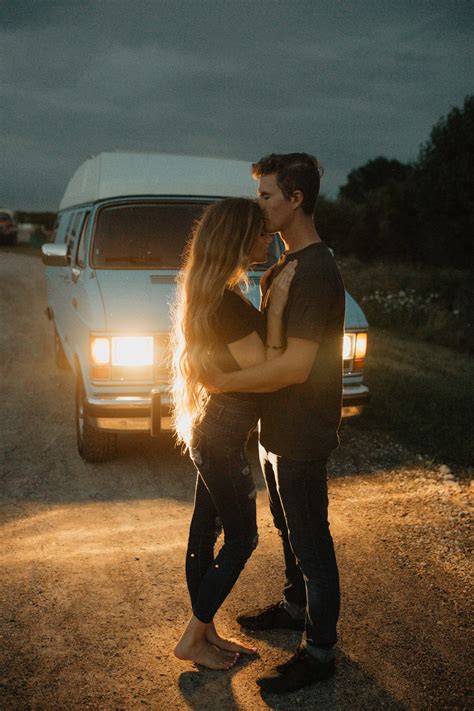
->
xmin=415 ymin=95 xmax=474 ymax=266
xmin=314 ymin=196 xmax=360 ymax=256
xmin=339 ymin=157 xmax=413 ymax=204
xmin=334 ymin=96 xmax=473 ymax=266
xmin=332 ymin=158 xmax=419 ymax=261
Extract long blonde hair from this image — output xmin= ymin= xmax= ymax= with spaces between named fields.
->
xmin=170 ymin=198 xmax=264 ymax=448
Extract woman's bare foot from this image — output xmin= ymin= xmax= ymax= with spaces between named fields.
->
xmin=174 ymin=637 xmax=239 ymax=670
xmin=206 ymin=623 xmax=258 ymax=655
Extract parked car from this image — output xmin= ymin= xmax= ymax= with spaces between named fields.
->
xmin=42 ymin=152 xmax=369 ymax=462
xmin=0 ymin=209 xmax=18 ymax=245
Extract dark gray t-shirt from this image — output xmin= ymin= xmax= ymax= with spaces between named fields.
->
xmin=260 ymin=242 xmax=345 ymax=460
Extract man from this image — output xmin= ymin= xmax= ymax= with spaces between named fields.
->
xmin=210 ymin=153 xmax=345 ymax=694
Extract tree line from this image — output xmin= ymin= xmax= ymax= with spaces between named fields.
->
xmin=317 ymin=95 xmax=473 ymax=268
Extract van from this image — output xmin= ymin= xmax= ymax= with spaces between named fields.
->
xmin=42 ymin=153 xmax=369 ymax=462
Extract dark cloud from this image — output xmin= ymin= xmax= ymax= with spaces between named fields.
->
xmin=2 ymin=0 xmax=473 ymax=209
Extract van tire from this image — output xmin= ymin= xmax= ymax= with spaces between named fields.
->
xmin=75 ymin=375 xmax=117 ymax=462
xmin=54 ymin=328 xmax=69 ymax=370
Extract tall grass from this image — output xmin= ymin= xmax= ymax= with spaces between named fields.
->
xmin=339 ymin=258 xmax=473 ymax=352
xmin=357 ymin=329 xmax=473 ymax=470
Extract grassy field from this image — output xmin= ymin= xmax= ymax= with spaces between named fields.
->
xmin=356 ymin=328 xmax=473 ymax=471
xmin=339 ymin=257 xmax=473 ymax=353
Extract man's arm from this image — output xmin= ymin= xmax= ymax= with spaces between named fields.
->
xmin=211 ymin=337 xmax=319 ymax=393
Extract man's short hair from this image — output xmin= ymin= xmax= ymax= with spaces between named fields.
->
xmin=252 ymin=152 xmax=324 ymax=215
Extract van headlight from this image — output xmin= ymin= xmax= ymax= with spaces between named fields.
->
xmin=355 ymin=332 xmax=367 ymax=359
xmin=90 ymin=336 xmax=154 ymax=367
xmin=343 ymin=331 xmax=368 ymax=374
xmin=343 ymin=333 xmax=355 ymax=360
xmin=91 ymin=337 xmax=110 ymax=365
xmin=89 ymin=334 xmax=169 ymax=382
xmin=111 ymin=336 xmax=154 ymax=366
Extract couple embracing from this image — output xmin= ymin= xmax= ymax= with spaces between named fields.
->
xmin=171 ymin=153 xmax=344 ymax=695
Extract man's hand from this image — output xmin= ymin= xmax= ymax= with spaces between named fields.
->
xmin=200 ymin=364 xmax=229 ymax=393
xmin=206 ymin=337 xmax=319 ymax=393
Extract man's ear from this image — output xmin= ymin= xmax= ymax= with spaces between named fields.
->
xmin=291 ymin=190 xmax=304 ymax=209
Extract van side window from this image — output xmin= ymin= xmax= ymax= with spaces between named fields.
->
xmin=75 ymin=212 xmax=90 ymax=269
xmin=52 ymin=215 xmax=60 ymax=242
xmin=67 ymin=212 xmax=83 ymax=254
xmin=55 ymin=213 xmax=72 ymax=244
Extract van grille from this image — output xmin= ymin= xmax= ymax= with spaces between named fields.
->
xmin=155 ymin=333 xmax=171 ymax=381
xmin=150 ymin=275 xmax=176 ymax=284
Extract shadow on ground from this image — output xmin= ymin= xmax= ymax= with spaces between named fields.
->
xmin=178 ymin=649 xmax=406 ymax=710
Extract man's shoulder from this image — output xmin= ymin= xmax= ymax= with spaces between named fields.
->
xmin=295 ymin=243 xmax=341 ymax=279
xmin=298 ymin=241 xmax=333 ymax=264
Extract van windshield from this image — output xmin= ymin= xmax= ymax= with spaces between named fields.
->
xmin=92 ymin=202 xmax=207 ymax=269
xmin=91 ymin=201 xmax=281 ymax=270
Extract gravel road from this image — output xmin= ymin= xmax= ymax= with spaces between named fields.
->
xmin=0 ymin=251 xmax=472 ymax=710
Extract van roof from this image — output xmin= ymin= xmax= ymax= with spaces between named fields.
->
xmin=59 ymin=152 xmax=257 ymax=209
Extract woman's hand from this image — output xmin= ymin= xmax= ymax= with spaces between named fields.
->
xmin=268 ymin=259 xmax=297 ymax=315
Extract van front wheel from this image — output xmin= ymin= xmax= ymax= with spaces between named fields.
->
xmin=75 ymin=376 xmax=117 ymax=462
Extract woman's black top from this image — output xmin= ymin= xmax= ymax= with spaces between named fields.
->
xmin=210 ymin=289 xmax=265 ymax=402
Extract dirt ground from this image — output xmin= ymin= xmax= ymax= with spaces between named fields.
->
xmin=0 ymin=251 xmax=472 ymax=710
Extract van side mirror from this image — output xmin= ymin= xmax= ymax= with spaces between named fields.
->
xmin=41 ymin=243 xmax=70 ymax=266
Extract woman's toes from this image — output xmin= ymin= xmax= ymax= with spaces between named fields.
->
xmin=174 ymin=638 xmax=239 ymax=670
xmin=206 ymin=628 xmax=257 ymax=655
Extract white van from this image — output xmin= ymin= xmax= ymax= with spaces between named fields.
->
xmin=42 ymin=152 xmax=369 ymax=462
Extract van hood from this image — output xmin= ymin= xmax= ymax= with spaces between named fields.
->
xmin=345 ymin=291 xmax=368 ymax=329
xmin=95 ymin=269 xmax=178 ymax=333
xmin=94 ymin=270 xmax=368 ymax=334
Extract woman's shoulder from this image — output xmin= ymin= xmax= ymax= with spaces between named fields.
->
xmin=222 ymin=288 xmax=257 ymax=310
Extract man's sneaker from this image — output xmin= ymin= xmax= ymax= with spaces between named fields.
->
xmin=236 ymin=601 xmax=305 ymax=631
xmin=257 ymin=646 xmax=335 ymax=694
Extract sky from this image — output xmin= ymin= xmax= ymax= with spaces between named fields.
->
xmin=1 ymin=0 xmax=472 ymax=211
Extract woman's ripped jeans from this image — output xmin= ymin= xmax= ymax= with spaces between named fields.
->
xmin=186 ymin=394 xmax=259 ymax=624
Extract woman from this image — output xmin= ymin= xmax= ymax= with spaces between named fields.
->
xmin=171 ymin=198 xmax=296 ymax=670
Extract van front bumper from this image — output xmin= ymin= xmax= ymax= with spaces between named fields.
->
xmin=85 ymin=382 xmax=370 ymax=434
xmin=85 ymin=389 xmax=171 ymax=436
xmin=342 ymin=383 xmax=370 ymax=418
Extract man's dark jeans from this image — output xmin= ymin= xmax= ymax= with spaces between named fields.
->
xmin=186 ymin=394 xmax=259 ymax=624
xmin=259 ymin=445 xmax=340 ymax=650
